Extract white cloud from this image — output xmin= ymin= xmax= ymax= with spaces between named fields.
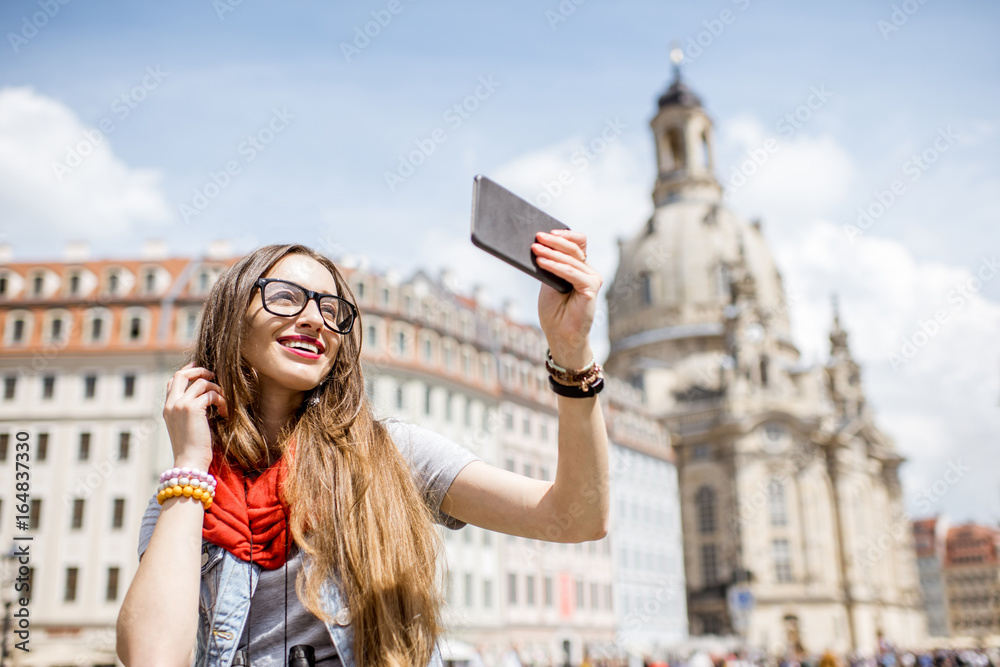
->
xmin=0 ymin=86 xmax=169 ymax=239
xmin=718 ymin=115 xmax=854 ymax=235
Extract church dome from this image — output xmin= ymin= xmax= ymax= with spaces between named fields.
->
xmin=658 ymin=77 xmax=703 ymax=109
xmin=605 ymin=70 xmax=795 ymax=370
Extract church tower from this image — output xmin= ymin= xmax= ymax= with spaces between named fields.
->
xmin=603 ymin=55 xmax=926 ymax=654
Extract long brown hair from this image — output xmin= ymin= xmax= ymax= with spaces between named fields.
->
xmin=190 ymin=243 xmax=443 ymax=667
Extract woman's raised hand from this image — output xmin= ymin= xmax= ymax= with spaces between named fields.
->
xmin=531 ymin=229 xmax=603 ymax=370
xmin=163 ymin=362 xmax=228 ymax=471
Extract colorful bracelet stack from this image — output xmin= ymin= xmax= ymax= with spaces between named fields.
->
xmin=156 ymin=466 xmax=217 ymax=510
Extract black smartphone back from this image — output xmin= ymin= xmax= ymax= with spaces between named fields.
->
xmin=470 ymin=174 xmax=573 ymax=294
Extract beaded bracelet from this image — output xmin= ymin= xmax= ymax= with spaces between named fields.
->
xmin=156 ymin=466 xmax=217 ymax=510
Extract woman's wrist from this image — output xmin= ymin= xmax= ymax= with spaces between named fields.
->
xmin=173 ymin=455 xmax=212 ymax=472
xmin=547 ymin=343 xmax=592 ymax=371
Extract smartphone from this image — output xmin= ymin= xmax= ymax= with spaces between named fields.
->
xmin=470 ymin=174 xmax=573 ymax=294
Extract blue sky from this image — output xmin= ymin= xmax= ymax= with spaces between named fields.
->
xmin=2 ymin=0 xmax=999 ymax=525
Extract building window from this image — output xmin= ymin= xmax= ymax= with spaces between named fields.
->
xmin=0 ymin=275 xmax=7 ymax=296
xmin=32 ymin=274 xmax=44 ymax=296
xmin=0 ymin=433 xmax=7 ymax=461
xmin=482 ymin=579 xmax=493 ymax=608
xmin=123 ymin=374 xmax=136 ymax=398
xmin=769 ymin=479 xmax=788 ymax=527
xmin=129 ymin=317 xmax=142 ymax=341
xmin=185 ymin=311 xmax=199 ymax=340
xmin=575 ymin=578 xmax=584 ymax=609
xmin=696 ymin=486 xmax=717 ymax=534
xmin=144 ymin=270 xmax=156 ymax=293
xmin=12 ymin=319 xmax=25 ymax=343
xmin=424 ymin=385 xmax=432 ymax=415
xmin=118 ymin=432 xmax=130 ymax=461
xmin=701 ymin=544 xmax=719 ymax=586
xmin=464 ymin=573 xmax=474 ymax=608
xmin=366 ymin=325 xmax=377 ymax=348
xmin=69 ymin=273 xmax=80 ymax=295
xmin=37 ymin=433 xmax=48 ymax=462
xmin=51 ymin=317 xmax=63 ymax=341
xmin=463 ymin=399 xmax=471 ymax=427
xmin=423 ymin=338 xmax=432 ymax=363
xmin=605 ymin=583 xmax=613 ymax=610
xmin=590 ymin=582 xmax=599 ymax=610
xmin=544 ymin=576 xmax=554 ymax=607
xmin=504 ymin=458 xmax=515 ymax=473
xmin=90 ymin=316 xmax=103 ymax=341
xmin=395 ymin=331 xmax=406 ymax=356
xmin=78 ymin=432 xmax=91 ymax=461
xmin=773 ymin=539 xmax=793 ymax=583
xmin=108 ymin=272 xmax=119 ymax=293
xmin=29 ymin=499 xmax=41 ymax=530
xmin=526 ymin=575 xmax=535 ymax=606
xmin=42 ymin=374 xmax=55 ymax=399
xmin=640 ymin=272 xmax=652 ymax=305
xmin=3 ymin=376 xmax=16 ymax=400
xmin=107 ymin=566 xmax=120 ymax=602
xmin=522 ymin=416 xmax=531 ymax=437
xmin=84 ymin=374 xmax=97 ymax=399
xmin=395 ymin=385 xmax=404 ymax=409
xmin=112 ymin=498 xmax=125 ymax=529
xmin=64 ymin=567 xmax=78 ymax=602
xmin=445 ymin=392 xmax=453 ymax=421
xmin=71 ymin=498 xmax=85 ymax=529
xmin=507 ymin=572 xmax=517 ymax=605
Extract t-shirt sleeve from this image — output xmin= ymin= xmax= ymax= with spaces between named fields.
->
xmin=137 ymin=494 xmax=162 ymax=560
xmin=383 ymin=418 xmax=481 ymax=530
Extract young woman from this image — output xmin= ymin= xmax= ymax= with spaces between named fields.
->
xmin=116 ymin=230 xmax=609 ymax=667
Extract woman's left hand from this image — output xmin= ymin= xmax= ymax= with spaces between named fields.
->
xmin=531 ymin=229 xmax=603 ymax=370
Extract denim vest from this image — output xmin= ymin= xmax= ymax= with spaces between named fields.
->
xmin=195 ymin=540 xmax=444 ymax=667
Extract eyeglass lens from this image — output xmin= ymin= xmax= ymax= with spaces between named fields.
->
xmin=262 ymin=281 xmax=354 ymax=332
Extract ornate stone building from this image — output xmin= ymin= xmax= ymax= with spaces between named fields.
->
xmin=603 ymin=67 xmax=927 ymax=655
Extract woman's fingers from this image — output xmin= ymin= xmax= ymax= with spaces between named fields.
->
xmin=531 ymin=241 xmax=597 ymax=278
xmin=535 ymin=255 xmax=601 ymax=294
xmin=195 ymin=390 xmax=229 ymax=418
xmin=166 ymin=366 xmax=215 ymax=404
xmin=536 ymin=230 xmax=587 ymax=263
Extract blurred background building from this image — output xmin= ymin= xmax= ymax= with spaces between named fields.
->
xmin=942 ymin=522 xmax=1000 ymax=638
xmin=913 ymin=516 xmax=951 ymax=638
xmin=602 ymin=66 xmax=927 ymax=654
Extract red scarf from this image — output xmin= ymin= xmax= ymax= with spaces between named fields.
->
xmin=202 ymin=439 xmax=294 ymax=570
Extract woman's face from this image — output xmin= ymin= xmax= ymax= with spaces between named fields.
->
xmin=241 ymin=254 xmax=344 ymax=398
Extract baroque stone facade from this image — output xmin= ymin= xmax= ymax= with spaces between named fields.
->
xmin=603 ymin=67 xmax=926 ymax=655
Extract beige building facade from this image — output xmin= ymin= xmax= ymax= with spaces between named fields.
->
xmin=603 ymin=68 xmax=927 ymax=655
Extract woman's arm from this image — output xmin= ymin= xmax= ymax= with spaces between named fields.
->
xmin=117 ymin=364 xmax=227 ymax=666
xmin=439 ymin=230 xmax=609 ymax=542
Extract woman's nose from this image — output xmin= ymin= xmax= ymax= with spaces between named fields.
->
xmin=295 ymin=298 xmax=326 ymax=329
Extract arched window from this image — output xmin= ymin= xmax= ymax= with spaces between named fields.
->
xmin=667 ymin=127 xmax=685 ymax=170
xmin=696 ymin=486 xmax=717 ymax=535
xmin=768 ymin=479 xmax=787 ymax=527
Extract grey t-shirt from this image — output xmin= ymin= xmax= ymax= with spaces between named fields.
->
xmin=137 ymin=419 xmax=481 ymax=666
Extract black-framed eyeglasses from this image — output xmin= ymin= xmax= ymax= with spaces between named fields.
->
xmin=255 ymin=278 xmax=358 ymax=334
